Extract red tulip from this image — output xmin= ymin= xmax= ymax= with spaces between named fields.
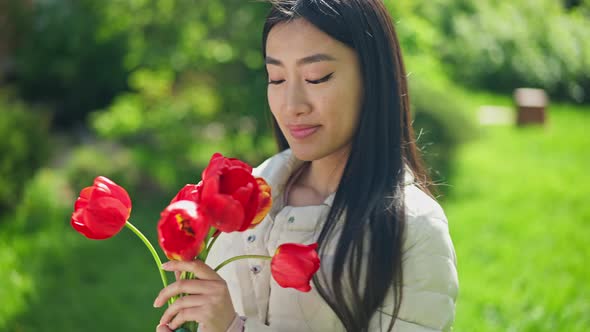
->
xmin=170 ymin=183 xmax=203 ymax=204
xmin=271 ymin=243 xmax=321 ymax=292
xmin=71 ymin=176 xmax=132 ymax=240
xmin=157 ymin=200 xmax=209 ymax=261
xmin=201 ymin=153 xmax=253 ymax=179
xmin=199 ymin=153 xmax=272 ymax=233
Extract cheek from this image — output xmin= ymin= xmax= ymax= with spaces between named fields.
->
xmin=319 ymin=85 xmax=361 ymax=130
xmin=267 ymin=89 xmax=281 ymax=120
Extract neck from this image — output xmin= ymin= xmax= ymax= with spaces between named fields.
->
xmin=299 ymin=146 xmax=350 ymax=198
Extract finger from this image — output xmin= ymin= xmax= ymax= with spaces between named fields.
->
xmin=156 ymin=323 xmax=172 ymax=332
xmin=154 ymin=279 xmax=224 ymax=307
xmin=162 ymin=260 xmax=222 ymax=281
xmin=175 ymin=271 xmax=180 ymax=281
xmin=167 ymin=307 xmax=206 ymax=331
xmin=159 ymin=295 xmax=208 ymax=325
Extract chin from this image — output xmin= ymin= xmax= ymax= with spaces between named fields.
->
xmin=289 ymin=144 xmax=327 ymax=162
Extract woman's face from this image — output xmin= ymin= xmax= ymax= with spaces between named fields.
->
xmin=265 ymin=18 xmax=363 ymax=162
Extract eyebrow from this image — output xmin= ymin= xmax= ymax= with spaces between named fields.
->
xmin=265 ymin=53 xmax=337 ymax=67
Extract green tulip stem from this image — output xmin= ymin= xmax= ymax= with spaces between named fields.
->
xmin=206 ymin=232 xmax=219 ymax=253
xmin=214 ymin=255 xmax=272 ymax=272
xmin=125 ymin=221 xmax=172 ymax=306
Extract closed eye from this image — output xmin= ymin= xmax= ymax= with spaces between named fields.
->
xmin=267 ymin=72 xmax=334 ymax=85
xmin=306 ymin=72 xmax=334 ymax=84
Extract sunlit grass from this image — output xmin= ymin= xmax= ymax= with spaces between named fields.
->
xmin=444 ymin=102 xmax=590 ymax=331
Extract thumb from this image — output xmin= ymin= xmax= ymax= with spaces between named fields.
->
xmin=162 ymin=260 xmax=222 ymax=281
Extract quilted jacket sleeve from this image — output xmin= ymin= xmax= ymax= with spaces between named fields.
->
xmin=370 ymin=212 xmax=459 ymax=332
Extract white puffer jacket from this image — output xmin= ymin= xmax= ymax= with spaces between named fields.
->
xmin=205 ymin=150 xmax=459 ymax=331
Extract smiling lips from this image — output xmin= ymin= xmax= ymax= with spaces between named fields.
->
xmin=288 ymin=125 xmax=321 ymax=139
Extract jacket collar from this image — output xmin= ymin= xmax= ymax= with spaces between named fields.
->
xmin=252 ymin=149 xmax=415 ymax=209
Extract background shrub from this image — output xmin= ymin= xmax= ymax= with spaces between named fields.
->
xmin=1 ymin=168 xmax=74 ymax=329
xmin=0 ymin=90 xmax=51 ymax=216
xmin=63 ymin=143 xmax=142 ymax=196
xmin=408 ymin=76 xmax=477 ymax=192
xmin=9 ymin=0 xmax=129 ymax=128
xmin=439 ymin=0 xmax=590 ymax=103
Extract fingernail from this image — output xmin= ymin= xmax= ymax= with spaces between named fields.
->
xmin=153 ymin=299 xmax=159 ymax=308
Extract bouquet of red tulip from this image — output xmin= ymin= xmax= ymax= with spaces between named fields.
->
xmin=71 ymin=153 xmax=321 ymax=332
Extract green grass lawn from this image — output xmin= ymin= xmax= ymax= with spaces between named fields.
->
xmin=1 ymin=96 xmax=589 ymax=332
xmin=443 ymin=100 xmax=590 ymax=331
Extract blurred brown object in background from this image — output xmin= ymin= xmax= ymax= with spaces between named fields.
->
xmin=514 ymin=88 xmax=549 ymax=126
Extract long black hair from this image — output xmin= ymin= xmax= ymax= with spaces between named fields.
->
xmin=262 ymin=1 xmax=432 ymax=330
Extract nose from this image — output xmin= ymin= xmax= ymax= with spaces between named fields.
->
xmin=284 ymin=81 xmax=311 ymax=117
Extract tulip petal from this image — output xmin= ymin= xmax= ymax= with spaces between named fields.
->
xmin=250 ymin=177 xmax=272 ymax=228
xmin=226 ymin=158 xmax=253 ymax=173
xmin=74 ymin=186 xmax=94 ymax=211
xmin=231 ymin=183 xmax=254 ymax=208
xmin=219 ymin=168 xmax=255 ymax=194
xmin=89 ymin=187 xmax=131 ymax=221
xmin=94 ymin=176 xmax=132 ymax=210
xmin=170 ymin=183 xmax=203 ymax=204
xmin=218 ymin=167 xmax=260 ymax=230
xmin=201 ymin=153 xmax=226 ymax=180
xmin=83 ymin=196 xmax=129 ymax=239
xmin=231 ymin=184 xmax=255 ymax=229
xmin=202 ymin=153 xmax=253 ymax=181
xmin=201 ymin=174 xmax=220 ymax=201
xmin=71 ymin=208 xmax=118 ymax=240
xmin=200 ymin=193 xmax=245 ymax=233
xmin=71 ymin=209 xmax=102 ymax=239
xmin=79 ymin=186 xmax=93 ymax=199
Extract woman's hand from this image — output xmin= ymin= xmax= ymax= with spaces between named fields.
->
xmin=154 ymin=260 xmax=237 ymax=332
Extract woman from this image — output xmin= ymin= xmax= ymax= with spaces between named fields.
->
xmin=154 ymin=1 xmax=458 ymax=331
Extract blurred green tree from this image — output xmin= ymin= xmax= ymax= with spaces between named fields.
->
xmin=90 ymin=0 xmax=275 ymax=190
xmin=10 ymin=0 xmax=129 ymax=127
xmin=0 ymin=90 xmax=51 ymax=216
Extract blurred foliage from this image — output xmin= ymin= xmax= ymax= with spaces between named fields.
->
xmin=5 ymin=0 xmax=588 ymax=191
xmin=378 ymin=2 xmax=478 ymax=187
xmin=408 ymin=76 xmax=477 ymax=191
xmin=9 ymin=0 xmax=129 ymax=127
xmin=6 ymin=0 xmax=588 ymax=131
xmin=564 ymin=0 xmax=590 ymax=14
xmin=0 ymin=180 xmax=167 ymax=331
xmin=63 ymin=143 xmax=142 ymax=194
xmin=0 ymin=90 xmax=51 ymax=216
xmin=88 ymin=0 xmax=277 ymax=190
xmin=419 ymin=0 xmax=590 ymax=103
xmin=0 ymin=168 xmax=75 ymax=329
xmin=11 ymin=168 xmax=74 ymax=235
